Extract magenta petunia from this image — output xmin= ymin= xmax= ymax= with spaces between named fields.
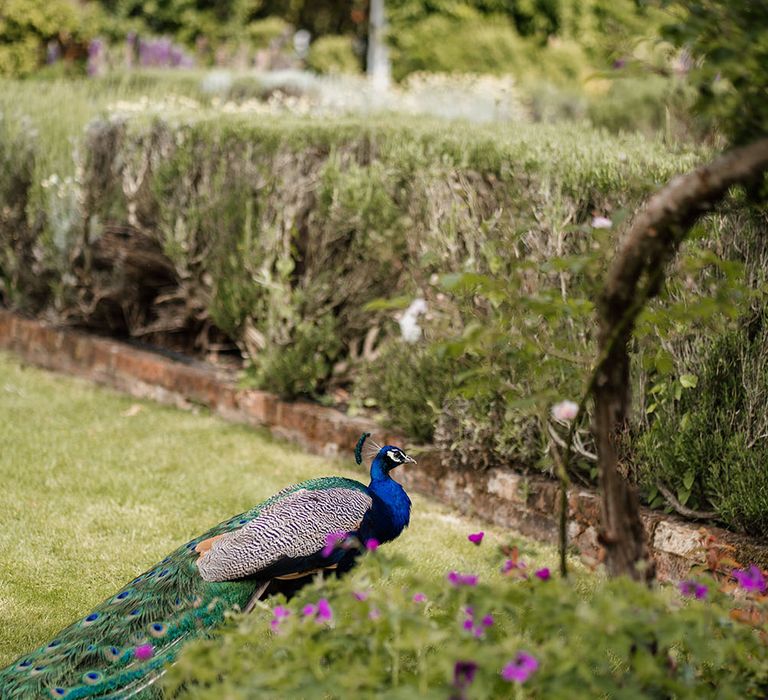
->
xmin=679 ymin=580 xmax=708 ymax=600
xmin=316 ymin=598 xmax=333 ymax=622
xmin=732 ymin=565 xmax=767 ymax=594
xmin=501 ymin=652 xmax=539 ymax=683
xmin=463 ymin=618 xmax=474 ymax=631
xmin=365 ymin=538 xmax=380 ymax=552
xmin=412 ymin=592 xmax=427 ymax=603
xmin=481 ymin=614 xmax=494 ymax=627
xmin=134 ymin=644 xmax=154 ymax=661
xmin=270 ymin=605 xmax=291 ymax=632
xmin=322 ymin=531 xmax=347 ymax=558
xmin=502 ymin=559 xmax=527 ymax=575
xmin=534 ymin=567 xmax=551 ymax=581
xmin=302 ymin=603 xmax=316 ymax=617
xmin=468 ymin=531 xmax=485 ymax=545
xmin=448 ymin=571 xmax=479 ymax=587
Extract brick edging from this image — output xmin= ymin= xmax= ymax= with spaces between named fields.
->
xmin=1 ymin=309 xmax=765 ymax=580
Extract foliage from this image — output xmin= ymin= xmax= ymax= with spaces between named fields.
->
xmin=636 ymin=305 xmax=768 ymax=536
xmin=390 ymin=13 xmax=530 ymax=81
xmin=663 ymin=0 xmax=768 ymax=145
xmin=353 ymin=343 xmax=458 ymax=443
xmin=166 ymin=546 xmax=768 ymax=699
xmin=307 ymin=35 xmax=361 ymax=75
xmin=0 ymin=0 xmax=87 ymax=78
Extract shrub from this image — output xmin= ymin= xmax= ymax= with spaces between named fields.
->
xmin=390 ymin=14 xmax=530 ymax=81
xmin=353 ymin=342 xmax=458 ymax=443
xmin=636 ymin=307 xmax=768 ymax=537
xmin=165 ymin=547 xmax=768 ymax=698
xmin=307 ymin=35 xmax=361 ymax=75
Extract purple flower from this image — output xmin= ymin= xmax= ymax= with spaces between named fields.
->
xmin=134 ymin=644 xmax=154 ymax=661
xmin=270 ymin=604 xmax=291 ymax=631
xmin=453 ymin=660 xmax=478 ymax=688
xmin=322 ymin=531 xmax=347 ymax=558
xmin=316 ymin=598 xmax=333 ymax=622
xmin=302 ymin=603 xmax=316 ymax=617
xmin=612 ymin=58 xmax=627 ymax=70
xmin=448 ymin=571 xmax=478 ymax=587
xmin=353 ymin=591 xmax=369 ymax=601
xmin=369 ymin=608 xmax=381 ymax=620
xmin=534 ymin=567 xmax=551 ymax=581
xmin=679 ymin=580 xmax=708 ymax=600
xmin=463 ymin=609 xmax=494 ymax=638
xmin=365 ymin=538 xmax=380 ymax=552
xmin=502 ymin=558 xmax=527 ymax=575
xmin=732 ymin=565 xmax=767 ymax=593
xmin=501 ymin=652 xmax=539 ymax=683
xmin=412 ymin=592 xmax=427 ymax=603
xmin=468 ymin=531 xmax=484 ymax=545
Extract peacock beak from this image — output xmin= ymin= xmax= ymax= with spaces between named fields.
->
xmin=404 ymin=455 xmax=417 ymax=465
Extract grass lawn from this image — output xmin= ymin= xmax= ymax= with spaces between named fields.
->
xmin=0 ymin=352 xmax=557 ymax=665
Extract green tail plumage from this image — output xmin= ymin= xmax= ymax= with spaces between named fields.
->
xmin=0 ymin=478 xmax=345 ymax=699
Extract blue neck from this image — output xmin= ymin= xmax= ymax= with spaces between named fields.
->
xmin=367 ymin=455 xmax=411 ymax=542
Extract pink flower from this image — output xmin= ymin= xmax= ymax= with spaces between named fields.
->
xmin=270 ymin=604 xmax=291 ymax=632
xmin=369 ymin=607 xmax=381 ymax=620
xmin=591 ymin=216 xmax=613 ymax=229
xmin=463 ymin=609 xmax=494 ymax=638
xmin=316 ymin=598 xmax=333 ymax=622
xmin=501 ymin=652 xmax=539 ymax=683
xmin=134 ymin=644 xmax=154 ymax=661
xmin=468 ymin=531 xmax=484 ymax=545
xmin=302 ymin=604 xmax=316 ymax=617
xmin=412 ymin=592 xmax=427 ymax=603
xmin=353 ymin=591 xmax=369 ymax=602
xmin=534 ymin=567 xmax=551 ymax=581
xmin=322 ymin=532 xmax=347 ymax=558
xmin=551 ymin=400 xmax=579 ymax=422
xmin=732 ymin=565 xmax=767 ymax=593
xmin=679 ymin=580 xmax=708 ymax=600
xmin=448 ymin=571 xmax=478 ymax=587
xmin=365 ymin=538 xmax=380 ymax=552
xmin=502 ymin=559 xmax=527 ymax=576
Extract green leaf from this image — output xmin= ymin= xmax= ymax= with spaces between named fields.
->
xmin=363 ymin=295 xmax=414 ymax=311
xmin=677 ymin=486 xmax=691 ymax=506
xmin=679 ymin=373 xmax=698 ymax=389
xmin=683 ymin=469 xmax=695 ymax=491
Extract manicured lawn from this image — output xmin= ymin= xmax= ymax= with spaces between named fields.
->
xmin=0 ymin=352 xmax=557 ymax=664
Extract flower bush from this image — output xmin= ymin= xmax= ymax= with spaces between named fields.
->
xmin=165 ymin=544 xmax=768 ymax=699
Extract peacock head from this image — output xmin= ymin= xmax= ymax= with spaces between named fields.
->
xmin=373 ymin=445 xmax=417 ymax=474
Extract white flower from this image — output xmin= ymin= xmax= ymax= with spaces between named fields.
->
xmin=591 ymin=216 xmax=612 ymax=229
xmin=551 ymin=400 xmax=579 ymax=422
xmin=398 ymin=298 xmax=428 ymax=343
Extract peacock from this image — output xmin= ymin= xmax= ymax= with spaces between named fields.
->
xmin=0 ymin=434 xmax=414 ymax=699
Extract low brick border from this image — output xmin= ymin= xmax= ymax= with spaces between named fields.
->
xmin=1 ymin=309 xmax=765 ymax=581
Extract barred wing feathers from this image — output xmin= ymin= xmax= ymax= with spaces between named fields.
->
xmin=197 ymin=486 xmax=373 ymax=582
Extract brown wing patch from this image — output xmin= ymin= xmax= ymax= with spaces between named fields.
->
xmin=195 ymin=534 xmax=225 ymax=556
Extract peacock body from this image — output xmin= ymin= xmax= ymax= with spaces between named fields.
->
xmin=0 ymin=442 xmax=414 ymax=699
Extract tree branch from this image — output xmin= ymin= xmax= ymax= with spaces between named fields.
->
xmin=594 ymin=137 xmax=768 ymax=581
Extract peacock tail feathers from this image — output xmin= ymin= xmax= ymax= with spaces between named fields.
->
xmin=0 ymin=475 xmax=368 ymax=700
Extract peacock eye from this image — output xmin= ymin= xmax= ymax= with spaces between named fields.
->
xmin=386 ymin=449 xmax=404 ymax=463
